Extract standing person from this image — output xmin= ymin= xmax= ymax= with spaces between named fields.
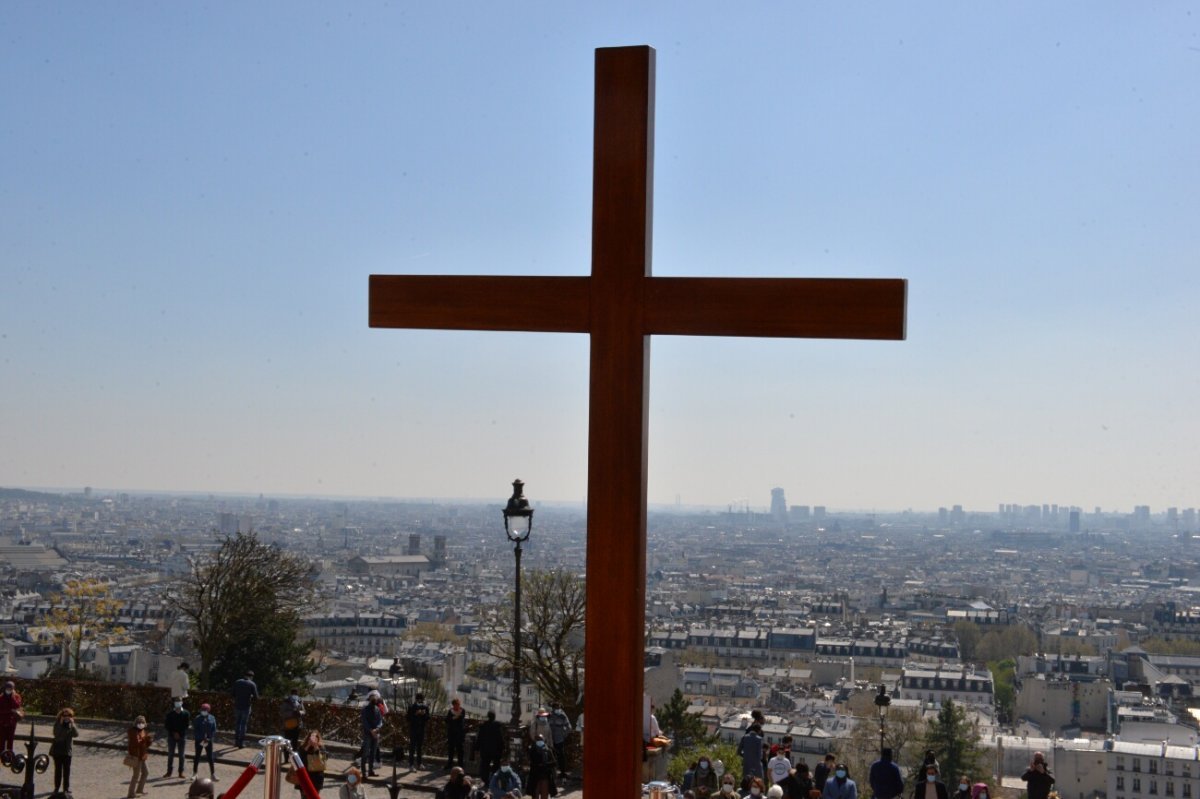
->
xmin=778 ymin=761 xmax=814 ymax=799
xmin=813 ymin=754 xmax=837 ymax=793
xmin=126 ymin=715 xmax=152 ymax=799
xmin=192 ymin=703 xmax=217 ymax=780
xmin=361 ymin=690 xmax=384 ymax=778
xmin=487 ymin=757 xmax=523 ymax=799
xmin=953 ymin=776 xmax=972 ymax=799
xmin=165 ymin=697 xmax=191 ymax=779
xmin=869 ymin=748 xmax=905 ymax=799
xmin=231 ymin=670 xmax=259 ymax=748
xmin=910 ymin=764 xmax=948 ymax=799
xmin=169 ymin=662 xmax=192 ymax=702
xmin=768 ymin=745 xmax=793 ymax=787
xmin=339 ymin=766 xmax=368 ymax=799
xmin=739 ymin=724 xmax=765 ymax=786
xmin=280 ymin=690 xmax=305 ymax=748
xmin=51 ymin=707 xmax=78 ymax=795
xmin=821 ymin=763 xmax=857 ymax=799
xmin=970 ymin=782 xmax=991 ymax=799
xmin=445 ymin=697 xmax=467 ymax=769
xmin=694 ymin=755 xmax=720 ymax=799
xmin=475 ymin=710 xmax=506 ymax=784
xmin=527 ymin=733 xmax=557 ymax=799
xmin=298 ymin=730 xmax=328 ymax=792
xmin=547 ymin=702 xmax=571 ymax=778
xmin=406 ymin=693 xmax=430 ymax=769
xmin=1020 ymin=752 xmax=1055 ymax=799
xmin=0 ymin=681 xmax=23 ymax=758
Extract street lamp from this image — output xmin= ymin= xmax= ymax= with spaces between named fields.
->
xmin=874 ymin=683 xmax=891 ymax=756
xmin=386 ymin=662 xmax=404 ymax=799
xmin=502 ymin=479 xmax=534 ymax=761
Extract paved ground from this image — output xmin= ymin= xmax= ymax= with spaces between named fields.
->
xmin=8 ymin=716 xmax=583 ymax=799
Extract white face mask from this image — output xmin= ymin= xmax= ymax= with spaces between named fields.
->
xmin=174 ymin=702 xmax=183 ymax=710
xmin=201 ymin=711 xmax=209 ymax=717
xmin=959 ymin=785 xmax=969 ymax=792
xmin=722 ymin=786 xmax=734 ymax=794
xmin=502 ymin=766 xmax=512 ymax=775
xmin=136 ymin=723 xmax=146 ymax=729
xmin=751 ymin=789 xmax=762 ymax=797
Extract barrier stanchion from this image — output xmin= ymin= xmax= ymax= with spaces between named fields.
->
xmin=214 ymin=752 xmax=264 ymax=799
xmin=288 ymin=752 xmax=323 ymax=799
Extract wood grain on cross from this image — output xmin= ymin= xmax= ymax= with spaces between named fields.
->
xmin=370 ymin=45 xmax=905 ymax=799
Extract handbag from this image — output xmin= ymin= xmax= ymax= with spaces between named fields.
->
xmin=307 ymin=750 xmax=327 ymax=773
xmin=285 ymin=767 xmax=301 ymax=786
xmin=123 ymin=754 xmax=140 ymax=768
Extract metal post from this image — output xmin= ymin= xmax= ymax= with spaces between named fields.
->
xmin=261 ymin=736 xmax=288 ymax=799
xmin=511 ymin=540 xmax=523 ymax=762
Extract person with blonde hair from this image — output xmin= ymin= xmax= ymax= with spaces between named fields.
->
xmin=126 ymin=714 xmax=152 ymax=798
xmin=51 ymin=707 xmax=78 ymax=794
xmin=299 ymin=729 xmax=328 ymax=792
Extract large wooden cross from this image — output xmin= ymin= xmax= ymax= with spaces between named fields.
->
xmin=370 ymin=45 xmax=905 ymax=799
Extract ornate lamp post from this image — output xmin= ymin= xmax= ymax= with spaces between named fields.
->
xmin=502 ymin=479 xmax=534 ymax=762
xmin=874 ymin=683 xmax=891 ymax=756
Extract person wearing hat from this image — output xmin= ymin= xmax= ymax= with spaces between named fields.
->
xmin=360 ymin=690 xmax=384 ymax=778
xmin=187 ymin=775 xmax=217 ymax=798
xmin=126 ymin=714 xmax=153 ymax=798
xmin=192 ymin=702 xmax=218 ymax=780
xmin=768 ymin=745 xmax=792 ymax=786
xmin=0 ymin=681 xmax=23 ymax=759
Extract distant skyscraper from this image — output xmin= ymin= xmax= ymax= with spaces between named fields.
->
xmin=792 ymin=505 xmax=810 ymax=520
xmin=813 ymin=506 xmax=826 ymax=521
xmin=1069 ymin=509 xmax=1081 ymax=533
xmin=433 ymin=535 xmax=447 ymax=563
xmin=770 ymin=488 xmax=788 ymax=522
xmin=408 ymin=534 xmax=421 ymax=555
xmin=218 ymin=512 xmax=238 ymax=536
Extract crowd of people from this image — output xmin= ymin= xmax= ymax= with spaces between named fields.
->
xmin=676 ymin=716 xmax=1054 ymax=799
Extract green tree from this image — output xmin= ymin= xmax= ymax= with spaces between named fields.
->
xmin=479 ymin=569 xmax=585 ymax=725
xmin=976 ymin=625 xmax=1037 ymax=663
xmin=171 ymin=532 xmax=318 ymax=691
xmin=989 ymin=659 xmax=1017 ymax=723
xmin=841 ymin=706 xmax=927 ymax=786
xmin=668 ymin=741 xmax=741 ymax=787
xmin=922 ymin=700 xmax=986 ymax=784
xmin=657 ymin=689 xmax=710 ymax=748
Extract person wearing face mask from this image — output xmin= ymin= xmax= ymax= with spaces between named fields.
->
xmin=339 ymin=766 xmax=368 ymax=799
xmin=969 ymin=782 xmax=991 ymax=799
xmin=820 ymin=763 xmax=857 ymax=799
xmin=953 ymin=775 xmax=972 ymax=799
xmin=0 ymin=681 xmax=23 ymax=758
xmin=192 ymin=703 xmax=218 ymax=780
xmin=527 ymin=733 xmax=557 ymax=799
xmin=720 ymin=775 xmax=739 ymax=799
xmin=869 ymin=748 xmax=904 ymax=799
xmin=694 ymin=756 xmax=720 ymax=799
xmin=768 ymin=746 xmax=793 ymax=787
xmin=745 ymin=776 xmax=767 ymax=799
xmin=164 ymin=698 xmax=191 ymax=779
xmin=126 ymin=714 xmax=153 ymax=798
xmin=488 ymin=757 xmax=523 ymax=799
xmin=445 ymin=697 xmax=468 ymax=769
xmin=910 ymin=765 xmax=947 ymax=799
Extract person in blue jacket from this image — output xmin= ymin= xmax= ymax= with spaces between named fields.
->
xmin=821 ymin=763 xmax=857 ymax=799
xmin=192 ymin=702 xmax=218 ymax=780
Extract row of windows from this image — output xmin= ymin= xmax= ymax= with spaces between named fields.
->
xmin=1115 ymin=777 xmax=1192 ymax=796
xmin=1117 ymin=757 xmax=1193 ymax=777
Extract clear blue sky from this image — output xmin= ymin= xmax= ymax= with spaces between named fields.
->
xmin=2 ymin=3 xmax=1197 ymax=513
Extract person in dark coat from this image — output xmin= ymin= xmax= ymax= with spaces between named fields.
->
xmin=51 ymin=707 xmax=79 ymax=795
xmin=777 ymin=761 xmax=813 ymax=799
xmin=738 ymin=724 xmax=765 ymax=784
xmin=165 ymin=699 xmax=191 ymax=779
xmin=442 ymin=766 xmax=474 ymax=799
xmin=406 ymin=694 xmax=430 ymax=769
xmin=475 ymin=710 xmax=506 ymax=783
xmin=445 ymin=698 xmax=467 ymax=769
xmin=1020 ymin=752 xmax=1055 ymax=799
xmin=869 ymin=748 xmax=905 ymax=799
xmin=910 ymin=764 xmax=948 ymax=799
xmin=527 ymin=734 xmax=557 ymax=799
xmin=813 ymin=754 xmax=836 ymax=794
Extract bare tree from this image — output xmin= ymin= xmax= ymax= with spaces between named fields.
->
xmin=479 ymin=569 xmax=585 ymax=725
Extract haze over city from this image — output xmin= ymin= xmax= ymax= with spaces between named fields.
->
xmin=2 ymin=4 xmax=1197 ymax=512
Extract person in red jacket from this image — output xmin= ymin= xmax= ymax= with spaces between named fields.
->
xmin=0 ymin=681 xmax=23 ymax=757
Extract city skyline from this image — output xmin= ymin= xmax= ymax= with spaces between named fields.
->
xmin=2 ymin=4 xmax=1198 ymax=511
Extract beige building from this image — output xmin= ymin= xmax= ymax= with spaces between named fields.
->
xmin=1015 ymin=675 xmax=1111 ymax=732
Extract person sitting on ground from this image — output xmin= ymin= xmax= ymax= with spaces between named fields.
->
xmin=487 ymin=757 xmax=523 ymax=799
xmin=442 ymin=766 xmax=474 ymax=799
